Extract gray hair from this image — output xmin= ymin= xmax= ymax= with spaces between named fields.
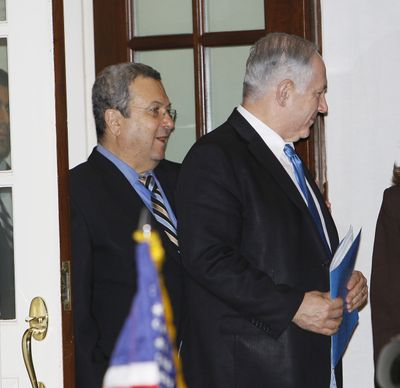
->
xmin=92 ymin=62 xmax=161 ymax=139
xmin=243 ymin=32 xmax=319 ymax=101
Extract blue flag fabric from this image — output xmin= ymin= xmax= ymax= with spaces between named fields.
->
xmin=103 ymin=242 xmax=176 ymax=388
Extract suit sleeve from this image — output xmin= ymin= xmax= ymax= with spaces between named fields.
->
xmin=70 ymin=198 xmax=103 ymax=388
xmin=176 ymin=142 xmax=304 ymax=338
xmin=371 ymin=188 xmax=400 ymax=364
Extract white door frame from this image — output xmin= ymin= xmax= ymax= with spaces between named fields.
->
xmin=0 ymin=0 xmax=64 ymax=386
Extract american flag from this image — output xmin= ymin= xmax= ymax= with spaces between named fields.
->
xmin=103 ymin=232 xmax=183 ymax=388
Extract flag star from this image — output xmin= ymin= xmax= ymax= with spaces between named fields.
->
xmin=152 ymin=303 xmax=163 ymax=316
xmin=163 ymin=358 xmax=173 ymax=372
xmin=151 ymin=318 xmax=161 ymax=330
xmin=154 ymin=336 xmax=165 ymax=349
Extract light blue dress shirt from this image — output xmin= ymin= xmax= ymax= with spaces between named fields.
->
xmin=96 ymin=145 xmax=177 ymax=228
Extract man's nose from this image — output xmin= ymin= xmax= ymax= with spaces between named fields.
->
xmin=162 ymin=112 xmax=175 ymax=131
xmin=318 ymin=94 xmax=328 ymax=114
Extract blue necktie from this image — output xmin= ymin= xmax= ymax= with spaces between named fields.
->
xmin=284 ymin=144 xmax=331 ymax=254
xmin=139 ymin=174 xmax=179 ymax=248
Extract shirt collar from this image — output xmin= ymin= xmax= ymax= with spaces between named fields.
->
xmin=237 ymin=105 xmax=293 ymax=158
xmin=96 ymin=144 xmax=154 ymax=181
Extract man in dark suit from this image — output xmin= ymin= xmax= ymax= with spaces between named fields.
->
xmin=70 ymin=63 xmax=183 ymax=388
xmin=176 ymin=32 xmax=368 ymax=388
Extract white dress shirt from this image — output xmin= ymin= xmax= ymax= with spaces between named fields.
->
xmin=237 ymin=105 xmax=330 ymax=250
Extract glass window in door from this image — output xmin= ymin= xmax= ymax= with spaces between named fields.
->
xmin=0 ymin=0 xmax=5 ymax=22
xmin=0 ymin=37 xmax=14 ymax=320
xmin=0 ymin=38 xmax=10 ymax=171
xmin=0 ymin=186 xmax=14 ymax=319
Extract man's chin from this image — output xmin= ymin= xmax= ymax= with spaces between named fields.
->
xmin=288 ymin=130 xmax=310 ymax=143
xmin=299 ymin=128 xmax=311 ymax=140
xmin=151 ymin=153 xmax=166 ymax=164
xmin=151 ymin=146 xmax=167 ymax=160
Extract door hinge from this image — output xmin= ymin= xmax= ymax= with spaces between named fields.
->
xmin=61 ymin=261 xmax=72 ymax=311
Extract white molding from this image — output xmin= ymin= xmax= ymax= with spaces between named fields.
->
xmin=64 ymin=0 xmax=96 ymax=168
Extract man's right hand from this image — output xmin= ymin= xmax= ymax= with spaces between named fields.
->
xmin=292 ymin=291 xmax=343 ymax=336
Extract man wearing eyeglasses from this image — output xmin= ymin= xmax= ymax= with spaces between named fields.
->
xmin=69 ymin=63 xmax=183 ymax=388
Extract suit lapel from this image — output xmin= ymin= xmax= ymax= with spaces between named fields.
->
xmin=88 ymin=149 xmax=145 ymax=224
xmin=227 ymin=110 xmax=309 ymax=214
xmin=88 ymin=149 xmax=180 ymax=258
xmin=227 ymin=109 xmax=338 ymax=259
xmin=304 ymin=168 xmax=339 ymax=252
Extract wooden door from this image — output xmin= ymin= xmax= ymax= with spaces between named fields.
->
xmin=92 ymin=0 xmax=326 ymax=190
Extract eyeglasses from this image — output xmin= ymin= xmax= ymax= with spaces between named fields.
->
xmin=131 ymin=104 xmax=177 ymax=123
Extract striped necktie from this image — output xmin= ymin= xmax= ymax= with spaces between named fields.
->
xmin=0 ymin=197 xmax=13 ymax=247
xmin=139 ymin=174 xmax=179 ymax=248
xmin=284 ymin=144 xmax=331 ymax=254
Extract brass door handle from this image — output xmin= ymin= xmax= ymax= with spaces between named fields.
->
xmin=21 ymin=297 xmax=48 ymax=388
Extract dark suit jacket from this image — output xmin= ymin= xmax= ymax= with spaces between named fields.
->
xmin=0 ymin=222 xmax=14 ymax=319
xmin=70 ymin=148 xmax=183 ymax=388
xmin=371 ymin=185 xmax=400 ymax=376
xmin=176 ymin=109 xmax=340 ymax=388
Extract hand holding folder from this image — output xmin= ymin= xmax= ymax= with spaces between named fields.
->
xmin=330 ymin=226 xmax=362 ymax=367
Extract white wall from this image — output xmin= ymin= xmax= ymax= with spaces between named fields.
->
xmin=64 ymin=0 xmax=96 ymax=168
xmin=321 ymin=1 xmax=400 ymax=386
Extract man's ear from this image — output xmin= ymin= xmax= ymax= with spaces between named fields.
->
xmin=104 ymin=108 xmax=122 ymax=136
xmin=276 ymin=79 xmax=294 ymax=107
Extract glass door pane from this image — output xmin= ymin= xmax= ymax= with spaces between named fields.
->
xmin=205 ymin=0 xmax=264 ymax=32
xmin=133 ymin=0 xmax=192 ymax=36
xmin=0 ymin=38 xmax=10 ymax=171
xmin=0 ymin=0 xmax=5 ymax=21
xmin=0 ymin=186 xmax=14 ymax=319
xmin=207 ymin=45 xmax=250 ymax=130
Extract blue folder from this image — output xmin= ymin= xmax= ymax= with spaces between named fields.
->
xmin=330 ymin=228 xmax=362 ymax=367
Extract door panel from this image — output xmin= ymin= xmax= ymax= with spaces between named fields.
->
xmin=0 ymin=0 xmax=63 ymax=386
